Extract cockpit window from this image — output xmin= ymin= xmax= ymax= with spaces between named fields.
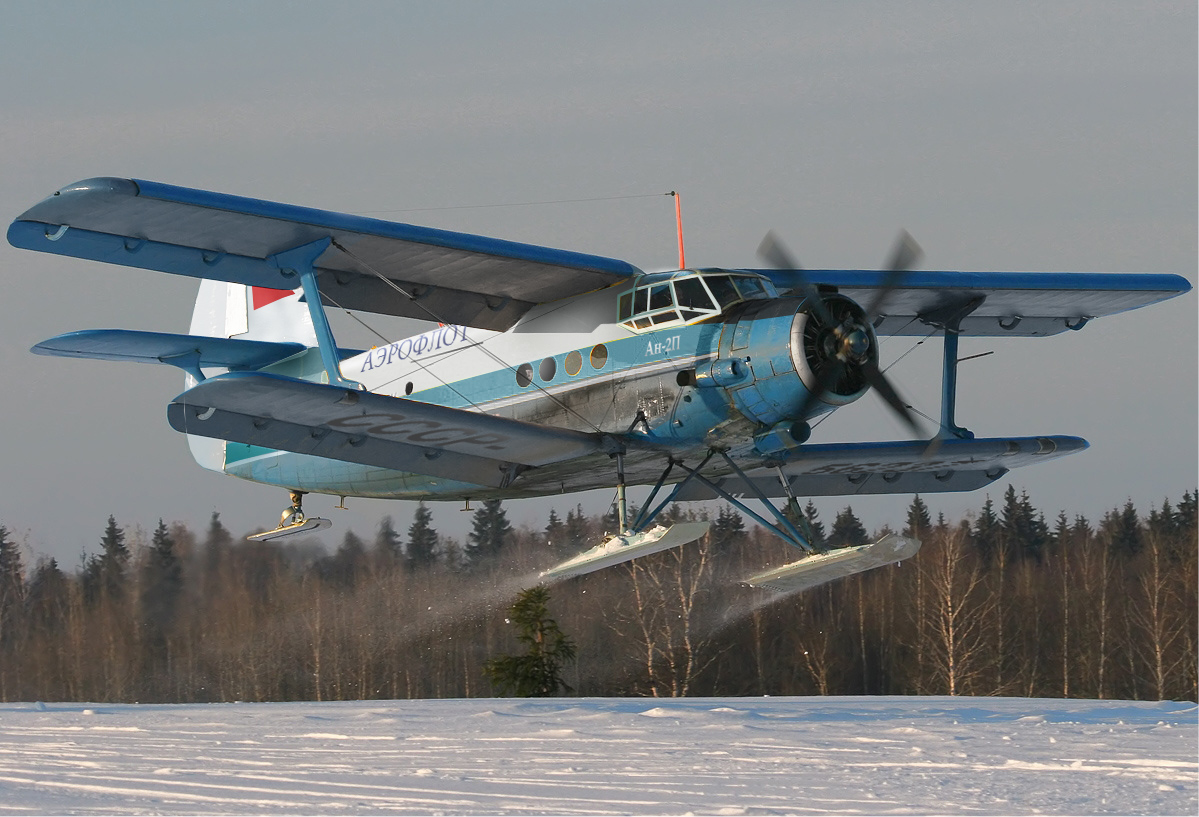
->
xmin=617 ymin=271 xmax=774 ymax=333
xmin=704 ymin=275 xmax=740 ymax=309
xmin=734 ymin=276 xmax=766 ymax=299
xmin=673 ymin=277 xmax=715 ymax=320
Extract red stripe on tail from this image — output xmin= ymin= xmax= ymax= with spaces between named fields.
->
xmin=252 ymin=286 xmax=293 ymax=310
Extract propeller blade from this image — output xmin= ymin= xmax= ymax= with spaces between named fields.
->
xmin=757 ymin=231 xmax=835 ymax=327
xmin=883 ymin=228 xmax=923 ymax=273
xmin=794 ymin=359 xmax=845 ymax=425
xmin=860 ymin=358 xmax=926 ymax=440
xmin=865 ymin=230 xmax=923 ymax=318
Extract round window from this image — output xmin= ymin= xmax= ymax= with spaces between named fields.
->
xmin=564 ymin=350 xmax=583 ymax=376
xmin=539 ymin=356 xmax=557 ymax=382
xmin=516 ymin=363 xmax=533 ymax=387
xmin=590 ymin=343 xmax=608 ymax=369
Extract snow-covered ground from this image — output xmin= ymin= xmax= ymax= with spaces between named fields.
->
xmin=0 ymin=697 xmax=1194 ymax=815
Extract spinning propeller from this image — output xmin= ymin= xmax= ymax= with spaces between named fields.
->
xmin=757 ymin=230 xmax=927 ymax=439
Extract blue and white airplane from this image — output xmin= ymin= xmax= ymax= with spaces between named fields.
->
xmin=9 ymin=178 xmax=1191 ymax=590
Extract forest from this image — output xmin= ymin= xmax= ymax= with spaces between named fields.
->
xmin=0 ymin=485 xmax=1195 ymax=703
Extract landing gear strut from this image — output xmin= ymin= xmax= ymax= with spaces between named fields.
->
xmin=247 ymin=489 xmax=332 ymax=542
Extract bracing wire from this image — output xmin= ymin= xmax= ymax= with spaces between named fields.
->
xmin=327 ymin=240 xmax=606 ymax=434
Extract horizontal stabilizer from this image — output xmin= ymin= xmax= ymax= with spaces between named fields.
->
xmin=745 ymin=534 xmax=921 ymax=593
xmin=672 ymin=435 xmax=1087 ymax=501
xmin=168 ymin=372 xmax=604 ymax=488
xmin=32 ymin=329 xmax=311 ymax=373
xmin=759 ymin=269 xmax=1192 ymax=337
xmin=541 ymin=521 xmax=712 ymax=582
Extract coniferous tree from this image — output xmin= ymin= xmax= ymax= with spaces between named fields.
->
xmin=973 ymin=495 xmax=1001 ymax=563
xmin=904 ymin=495 xmax=932 ymax=540
xmin=0 ymin=525 xmax=24 ymax=647
xmin=564 ymin=504 xmax=589 ymax=552
xmin=1105 ymin=499 xmax=1143 ymax=558
xmin=374 ymin=515 xmax=403 ymax=567
xmin=484 ymin=585 xmax=576 ymax=696
xmin=466 ymin=499 xmax=512 ymax=564
xmin=201 ymin=511 xmax=233 ymax=593
xmin=405 ymin=503 xmax=438 ymax=571
xmin=25 ymin=557 xmax=69 ymax=632
xmin=1001 ymin=485 xmax=1048 ymax=561
xmin=321 ymin=530 xmax=368 ymax=587
xmin=544 ymin=508 xmax=567 ymax=555
xmin=139 ymin=519 xmax=182 ymax=658
xmin=803 ymin=500 xmax=826 ymax=548
xmin=97 ymin=515 xmax=130 ymax=600
xmin=829 ymin=506 xmax=869 ymax=547
xmin=711 ymin=505 xmax=746 ymax=554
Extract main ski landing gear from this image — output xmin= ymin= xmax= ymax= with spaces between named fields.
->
xmin=247 ymin=490 xmax=332 ymax=542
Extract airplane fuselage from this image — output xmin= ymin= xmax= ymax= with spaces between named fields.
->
xmin=221 ymin=270 xmax=850 ymax=502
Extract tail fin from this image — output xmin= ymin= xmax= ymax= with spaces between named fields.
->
xmin=186 ymin=282 xmax=315 ymax=473
xmin=190 ymin=281 xmax=316 ymax=345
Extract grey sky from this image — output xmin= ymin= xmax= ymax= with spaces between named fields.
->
xmin=1 ymin=1 xmax=1195 ymax=566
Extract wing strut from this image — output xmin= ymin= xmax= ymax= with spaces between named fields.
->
xmin=920 ymin=296 xmax=985 ymax=439
xmin=268 ymin=237 xmax=362 ymax=391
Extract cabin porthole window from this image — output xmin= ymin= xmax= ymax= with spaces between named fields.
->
xmin=564 ymin=350 xmax=583 ymax=376
xmin=539 ymin=356 xmax=557 ymax=382
xmin=516 ymin=363 xmax=533 ymax=388
xmin=590 ymin=343 xmax=608 ymax=369
xmin=404 ymin=382 xmax=414 ymax=396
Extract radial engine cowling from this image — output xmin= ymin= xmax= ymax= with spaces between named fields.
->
xmin=693 ymin=294 xmax=877 ymax=456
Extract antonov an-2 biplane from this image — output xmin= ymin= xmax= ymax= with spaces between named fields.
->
xmin=9 ymin=178 xmax=1191 ymax=591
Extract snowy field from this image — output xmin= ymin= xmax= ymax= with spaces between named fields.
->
xmin=0 ymin=697 xmax=1194 ymax=815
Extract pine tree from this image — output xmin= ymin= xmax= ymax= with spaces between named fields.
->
xmin=564 ymin=504 xmax=590 ymax=552
xmin=97 ymin=515 xmax=130 ymax=600
xmin=466 ymin=499 xmax=512 ymax=564
xmin=0 ymin=525 xmax=24 ymax=647
xmin=804 ymin=500 xmax=826 ymax=548
xmin=484 ymin=586 xmax=576 ymax=697
xmin=25 ymin=558 xmax=69 ymax=632
xmin=374 ymin=515 xmax=403 ymax=567
xmin=904 ymin=495 xmax=933 ymax=540
xmin=1001 ymin=485 xmax=1048 ymax=561
xmin=544 ymin=508 xmax=567 ymax=556
xmin=139 ymin=519 xmax=182 ymax=655
xmin=405 ymin=503 xmax=438 ymax=571
xmin=1104 ymin=499 xmax=1143 ymax=559
xmin=711 ymin=505 xmax=747 ymax=554
xmin=322 ymin=530 xmax=368 ymax=587
xmin=201 ymin=511 xmax=233 ymax=593
xmin=973 ymin=495 xmax=1001 ymax=563
xmin=829 ymin=506 xmax=869 ymax=547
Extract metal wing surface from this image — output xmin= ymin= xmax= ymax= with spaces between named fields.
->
xmin=9 ymin=178 xmax=641 ymax=331
xmin=673 ymin=436 xmax=1088 ymax=500
xmin=167 ymin=372 xmax=605 ymax=488
xmin=758 ymin=269 xmax=1191 ymax=337
xmin=32 ymin=329 xmax=312 ymax=371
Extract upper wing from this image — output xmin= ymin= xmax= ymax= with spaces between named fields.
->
xmin=167 ymin=372 xmax=607 ymax=488
xmin=672 ymin=435 xmax=1088 ymax=500
xmin=9 ymin=178 xmax=641 ymax=332
xmin=758 ymin=269 xmax=1192 ymax=336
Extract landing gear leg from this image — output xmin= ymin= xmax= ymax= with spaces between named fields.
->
xmin=280 ymin=490 xmax=307 ymax=528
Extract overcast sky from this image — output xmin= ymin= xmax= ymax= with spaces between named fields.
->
xmin=1 ymin=1 xmax=1194 ymax=567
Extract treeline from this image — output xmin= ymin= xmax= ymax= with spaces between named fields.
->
xmin=0 ymin=487 xmax=1194 ymax=703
